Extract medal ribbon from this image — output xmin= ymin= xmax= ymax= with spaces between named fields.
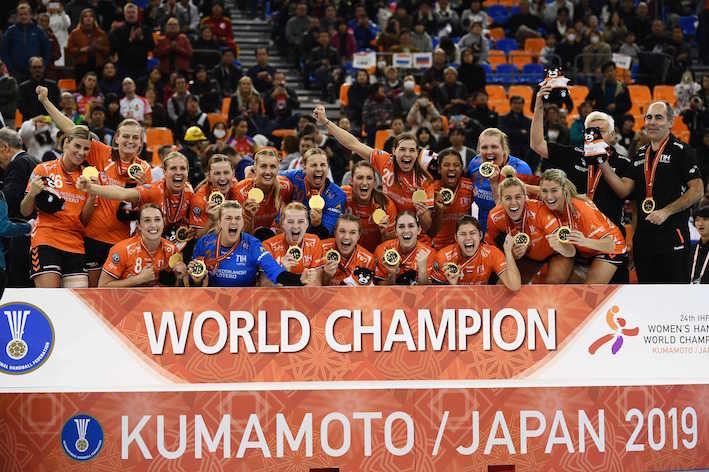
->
xmin=206 ymin=232 xmax=240 ymax=272
xmin=690 ymin=243 xmax=709 ymax=283
xmin=586 ymin=165 xmax=603 ymax=200
xmin=506 ymin=205 xmax=528 ymax=236
xmin=163 ymin=185 xmax=187 ymax=225
xmin=139 ymin=238 xmax=165 ymax=276
xmin=643 ymin=134 xmax=671 ymax=201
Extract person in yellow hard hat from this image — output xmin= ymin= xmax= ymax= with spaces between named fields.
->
xmin=181 ymin=126 xmax=207 ymax=187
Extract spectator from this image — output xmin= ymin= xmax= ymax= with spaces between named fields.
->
xmin=422 ymin=48 xmax=448 ymax=93
xmin=466 ymin=90 xmax=499 ymax=130
xmin=0 ymin=61 xmax=19 ymax=129
xmin=18 ymin=115 xmax=57 ymax=159
xmin=642 ymin=19 xmax=671 ymax=52
xmin=166 ymin=74 xmax=190 ymax=125
xmin=176 ymin=94 xmax=210 ymax=142
xmin=555 ymin=28 xmax=584 ymax=70
xmin=392 ymin=4 xmax=412 ymax=31
xmin=618 ymin=32 xmax=640 ymax=66
xmin=211 ymin=48 xmax=242 ymax=97
xmin=391 ymin=29 xmax=419 ymax=53
xmin=459 ymin=21 xmax=488 ymax=64
xmin=667 ymin=27 xmax=691 ymax=83
xmin=85 ymin=101 xmax=114 ymax=145
xmin=189 ymin=65 xmax=221 ymax=113
xmin=307 ymin=30 xmax=341 ymax=99
xmin=65 ymin=0 xmax=94 ymax=28
xmin=582 ymin=31 xmax=612 ymax=78
xmin=58 ymin=91 xmax=80 ymax=124
xmin=285 ymin=2 xmax=311 ymax=62
xmin=0 ymin=3 xmax=51 ymax=81
xmin=18 ymin=57 xmax=60 ymax=120
xmin=586 ymin=61 xmax=632 ymax=123
xmin=676 ymin=71 xmax=702 ymax=112
xmin=109 ymin=3 xmax=155 ymax=80
xmin=543 ymin=103 xmax=570 ymax=145
xmin=144 ymin=0 xmax=168 ymax=31
xmin=618 ymin=114 xmax=636 ymax=150
xmin=506 ymin=0 xmax=544 ymax=44
xmin=73 ymin=71 xmax=102 ymax=117
xmin=210 ymin=121 xmax=228 ymax=146
xmin=551 ymin=7 xmax=572 ymax=41
xmin=460 ymin=0 xmax=488 ymax=31
xmin=180 ymin=126 xmax=207 ymax=187
xmin=499 ymin=95 xmax=532 ymax=162
xmin=345 ymin=70 xmax=371 ymax=127
xmin=103 ymin=93 xmax=122 ymax=130
xmin=137 ymin=66 xmax=166 ymax=105
xmin=245 ymin=94 xmax=269 ymax=137
xmin=98 ymin=62 xmax=122 ymax=98
xmin=628 ymin=2 xmax=652 ymax=40
xmin=539 ymin=34 xmax=557 ymax=65
xmin=331 ymin=20 xmax=357 ymax=62
xmin=41 ymin=130 xmax=63 ymax=162
xmin=382 ymin=66 xmax=402 ymax=98
xmin=444 ymin=126 xmax=476 ymax=168
xmin=438 ymin=35 xmax=461 ymax=65
xmin=162 ymin=0 xmax=182 ymax=28
xmin=681 ymin=95 xmax=709 ymax=147
xmin=177 ymin=0 xmax=200 ymax=36
xmin=280 ymin=133 xmax=311 ymax=171
xmin=155 ymin=17 xmax=193 ymax=75
xmin=458 ymin=48 xmax=486 ymax=96
xmin=378 ymin=18 xmax=401 ymax=52
xmin=407 ymin=94 xmax=441 ymax=133
xmin=144 ymin=88 xmax=169 ymax=128
xmin=200 ymin=1 xmax=237 ymax=57
xmin=411 ymin=20 xmax=433 ymax=52
xmin=120 ymin=77 xmax=152 ymax=124
xmin=320 ymin=4 xmax=338 ymax=33
xmin=394 ymin=74 xmax=419 ymax=118
xmin=66 ymin=8 xmax=110 ymax=80
xmin=605 ymin=12 xmax=628 ymax=49
xmin=228 ymin=76 xmax=261 ymax=124
xmin=543 ymin=0 xmax=575 ymax=28
xmin=192 ymin=25 xmax=221 ymax=51
xmin=353 ymin=11 xmax=377 ymax=51
xmin=263 ymin=70 xmax=300 ymax=130
xmin=569 ymin=101 xmax=593 ymax=146
xmin=436 ymin=66 xmax=468 ymax=116
xmin=416 ymin=126 xmax=438 ymax=151
xmin=226 ymin=115 xmax=255 ymax=157
xmin=434 ymin=0 xmax=461 ymax=37
xmin=36 ymin=13 xmax=62 ymax=75
xmin=362 ymin=84 xmax=394 ymax=146
xmin=414 ymin=2 xmax=437 ymax=35
xmin=47 ymin=2 xmax=71 ymax=67
xmin=383 ymin=116 xmax=407 ymax=153
xmin=247 ymin=47 xmax=276 ymax=93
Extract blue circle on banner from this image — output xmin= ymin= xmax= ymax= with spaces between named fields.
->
xmin=0 ymin=302 xmax=54 ymax=375
xmin=61 ymin=414 xmax=104 ymax=461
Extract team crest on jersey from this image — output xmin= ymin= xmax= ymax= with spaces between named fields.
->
xmin=111 ymin=253 xmax=120 ymax=264
xmin=193 ymin=207 xmax=202 ymax=217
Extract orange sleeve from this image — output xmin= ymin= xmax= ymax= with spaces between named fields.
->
xmin=309 ymin=238 xmax=324 ymax=268
xmin=189 ymin=191 xmax=208 ymax=228
xmin=143 ymin=163 xmax=153 ymax=183
xmin=369 ymin=149 xmax=390 ymax=176
xmin=88 ymin=139 xmax=112 ymax=169
xmin=485 ymin=209 xmax=503 ymax=245
xmin=279 ymin=176 xmax=294 ymax=202
xmin=578 ymin=201 xmax=614 ymax=240
xmin=102 ymin=243 xmax=128 ymax=279
xmin=489 ymin=246 xmax=508 ymax=276
xmin=373 ymin=243 xmax=387 ymax=279
xmin=430 ymin=249 xmax=448 ymax=283
xmin=137 ymin=184 xmax=161 ymax=205
xmin=537 ymin=205 xmax=561 ymax=236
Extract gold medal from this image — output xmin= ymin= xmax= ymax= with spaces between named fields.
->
xmin=188 ymin=259 xmax=206 ymax=278
xmin=287 ymin=245 xmax=303 ymax=262
xmin=440 ymin=187 xmax=454 ymax=205
xmin=500 ymin=165 xmax=516 ymax=178
xmin=372 ymin=208 xmax=387 ymax=225
xmin=641 ymin=197 xmax=655 ymax=214
xmin=81 ymin=166 xmax=99 ymax=180
xmin=309 ymin=194 xmax=325 ymax=210
xmin=412 ymin=189 xmax=428 ymax=204
xmin=442 ymin=262 xmax=460 ymax=275
xmin=325 ymin=249 xmax=341 ymax=263
xmin=557 ymin=226 xmax=571 ymax=243
xmin=168 ymin=253 xmax=183 ymax=269
xmin=208 ymin=191 xmax=225 ymax=207
xmin=175 ymin=226 xmax=190 ymax=243
xmin=479 ymin=161 xmax=498 ymax=178
xmin=127 ymin=163 xmax=143 ymax=180
xmin=514 ymin=232 xmax=530 ymax=246
xmin=247 ymin=187 xmax=264 ymax=204
xmin=383 ymin=248 xmax=400 ymax=266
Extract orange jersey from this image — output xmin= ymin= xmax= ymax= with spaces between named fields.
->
xmin=341 ymin=185 xmax=397 ymax=253
xmin=549 ymin=198 xmax=626 ymax=257
xmin=27 ymin=160 xmax=88 ymax=253
xmin=432 ymin=178 xmax=475 ymax=248
xmin=262 ymin=233 xmax=324 ymax=274
xmin=233 ymin=177 xmax=294 ymax=231
xmin=190 ymin=180 xmax=240 ymax=228
xmin=373 ymin=238 xmax=434 ymax=283
xmin=102 ymin=235 xmax=179 ymax=285
xmin=369 ymin=149 xmax=435 ymax=212
xmin=85 ymin=140 xmax=153 ymax=243
xmin=486 ymin=199 xmax=558 ymax=262
xmin=321 ymin=238 xmax=377 ymax=286
xmin=136 ymin=180 xmax=195 ymax=230
xmin=431 ymin=243 xmax=508 ymax=285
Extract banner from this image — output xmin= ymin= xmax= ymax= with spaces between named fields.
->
xmin=413 ymin=52 xmax=433 ymax=69
xmin=352 ymin=51 xmax=376 ymax=69
xmin=393 ymin=52 xmax=412 ymax=68
xmin=612 ymin=53 xmax=632 ymax=70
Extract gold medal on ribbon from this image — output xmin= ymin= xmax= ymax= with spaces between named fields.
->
xmin=479 ymin=161 xmax=498 ymax=178
xmin=641 ymin=197 xmax=656 ymax=214
xmin=557 ymin=226 xmax=571 ymax=243
xmin=383 ymin=248 xmax=400 ymax=266
xmin=325 ymin=249 xmax=341 ymax=263
xmin=81 ymin=166 xmax=99 ymax=180
xmin=287 ymin=245 xmax=303 ymax=262
xmin=247 ymin=187 xmax=264 ymax=204
xmin=442 ymin=262 xmax=460 ymax=275
xmin=412 ymin=189 xmax=428 ymax=204
xmin=514 ymin=232 xmax=530 ymax=246
xmin=188 ymin=259 xmax=206 ymax=278
xmin=208 ymin=191 xmax=225 ymax=207
xmin=309 ymin=195 xmax=325 ymax=210
xmin=440 ymin=187 xmax=454 ymax=205
xmin=168 ymin=253 xmax=183 ymax=269
xmin=372 ymin=208 xmax=387 ymax=225
xmin=175 ymin=226 xmax=190 ymax=243
xmin=127 ymin=163 xmax=143 ymax=180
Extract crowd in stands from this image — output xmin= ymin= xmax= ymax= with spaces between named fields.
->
xmin=0 ymin=0 xmax=708 ymax=290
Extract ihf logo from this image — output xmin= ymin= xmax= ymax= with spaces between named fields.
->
xmin=61 ymin=414 xmax=104 ymax=461
xmin=0 ymin=303 xmax=54 ymax=374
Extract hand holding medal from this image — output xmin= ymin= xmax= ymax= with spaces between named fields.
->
xmin=309 ymin=195 xmax=325 ymax=227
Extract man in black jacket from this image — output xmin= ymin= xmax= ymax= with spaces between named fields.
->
xmin=500 ymin=95 xmax=533 ymax=166
xmin=18 ymin=57 xmax=60 ymax=120
xmin=109 ymin=3 xmax=155 ymax=80
xmin=585 ymin=61 xmax=632 ymax=124
xmin=306 ymin=30 xmax=340 ymax=98
xmin=264 ymin=71 xmax=301 ymax=131
xmin=0 ymin=128 xmax=37 ymax=287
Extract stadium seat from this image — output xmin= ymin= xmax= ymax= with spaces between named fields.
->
xmin=676 ymin=129 xmax=690 ymax=143
xmin=489 ymin=100 xmax=510 ymax=115
xmin=568 ymin=85 xmax=589 ymax=109
xmin=146 ymin=127 xmax=173 ymax=148
xmin=494 ymin=64 xmax=517 ymax=84
xmin=58 ymin=79 xmax=76 ymax=92
xmin=272 ymin=129 xmax=297 ymax=138
xmin=672 ymin=118 xmax=689 ymax=135
xmin=520 ymin=63 xmax=544 ymax=84
xmin=498 ymin=0 xmax=519 ymax=6
xmin=487 ymin=5 xmax=509 ymax=24
xmin=485 ymin=85 xmax=507 ymax=102
xmin=487 ymin=50 xmax=507 ymax=70
xmin=207 ymin=113 xmax=228 ymax=129
xmin=495 ymin=38 xmax=518 ymax=55
xmin=678 ymin=15 xmax=697 ymax=36
xmin=481 ymin=63 xmax=494 ymax=83
xmin=339 ymin=83 xmax=350 ymax=107
xmin=441 ymin=115 xmax=449 ymax=133
xmin=524 ymin=38 xmax=546 ymax=54
xmin=508 ymin=85 xmax=533 ymax=105
xmin=616 ymin=66 xmax=632 ymax=85
xmin=628 ymin=85 xmax=652 ymax=115
xmin=483 ymin=0 xmax=498 ymax=6
xmin=633 ymin=114 xmax=644 ymax=132
xmin=221 ymin=97 xmax=231 ymax=115
xmin=488 ymin=27 xmax=505 ymax=42
xmin=509 ymin=51 xmax=533 ymax=69
xmin=652 ymin=85 xmax=676 ymax=105
xmin=15 ymin=109 xmax=22 ymax=128
xmin=374 ymin=129 xmax=392 ymax=150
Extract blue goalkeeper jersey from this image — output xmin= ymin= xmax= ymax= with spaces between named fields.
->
xmin=280 ymin=169 xmax=346 ymax=235
xmin=192 ymin=232 xmax=284 ymax=287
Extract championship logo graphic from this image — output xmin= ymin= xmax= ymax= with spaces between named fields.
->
xmin=0 ymin=303 xmax=54 ymax=375
xmin=588 ymin=305 xmax=639 ymax=355
xmin=61 ymin=414 xmax=104 ymax=461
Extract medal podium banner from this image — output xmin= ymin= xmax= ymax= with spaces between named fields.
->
xmin=1 ymin=286 xmax=709 ymax=470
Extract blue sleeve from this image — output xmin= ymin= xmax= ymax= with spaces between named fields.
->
xmin=320 ymin=190 xmax=345 ymax=235
xmin=514 ymin=158 xmax=532 ymax=175
xmin=0 ymin=200 xmax=29 ymax=238
xmin=467 ymin=156 xmax=481 ymax=178
xmin=252 ymin=239 xmax=284 ymax=283
xmin=192 ymin=236 xmax=207 ymax=259
xmin=279 ymin=169 xmax=299 ymax=182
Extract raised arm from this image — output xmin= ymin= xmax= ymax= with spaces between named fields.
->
xmin=530 ymin=84 xmax=551 ymax=159
xmin=598 ymin=160 xmax=635 ymax=199
xmin=312 ymin=105 xmax=373 ymax=160
xmin=36 ymin=85 xmax=74 ymax=134
xmin=76 ymin=177 xmax=140 ymax=204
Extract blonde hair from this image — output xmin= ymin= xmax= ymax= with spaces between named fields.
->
xmin=477 ymin=128 xmax=510 ymax=156
xmin=539 ymin=168 xmax=587 ymax=203
xmin=282 ymin=201 xmax=309 ymax=224
xmin=584 ymin=111 xmax=614 ymax=131
xmin=253 ymin=148 xmax=282 ymax=212
xmin=302 ymin=147 xmax=327 ymax=166
xmin=498 ymin=176 xmax=527 ymax=201
xmin=162 ymin=151 xmax=189 ymax=169
xmin=65 ymin=125 xmax=92 ymax=142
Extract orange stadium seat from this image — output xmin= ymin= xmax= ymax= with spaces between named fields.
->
xmin=374 ymin=129 xmax=392 ymax=150
xmin=272 ymin=129 xmax=297 ymax=138
xmin=15 ymin=110 xmax=22 ymax=128
xmin=524 ymin=38 xmax=546 ymax=54
xmin=629 ymin=85 xmax=652 ymax=115
xmin=633 ymin=114 xmax=644 ymax=132
xmin=568 ymin=85 xmax=589 ymax=109
xmin=339 ymin=83 xmax=350 ymax=107
xmin=440 ymin=115 xmax=449 ymax=133
xmin=498 ymin=0 xmax=519 ymax=6
xmin=672 ymin=118 xmax=689 ymax=135
xmin=145 ymin=127 xmax=174 ymax=166
xmin=485 ymin=85 xmax=506 ymax=102
xmin=58 ymin=79 xmax=76 ymax=92
xmin=652 ymin=85 xmax=676 ymax=106
xmin=207 ymin=113 xmax=228 ymax=129
xmin=508 ymin=51 xmax=533 ymax=68
xmin=221 ymin=97 xmax=231 ymax=115
xmin=616 ymin=66 xmax=633 ymax=85
xmin=508 ymin=85 xmax=533 ymax=105
xmin=488 ymin=27 xmax=505 ymax=42
xmin=489 ymin=100 xmax=510 ymax=115
xmin=487 ymin=50 xmax=507 ymax=70
xmin=675 ymin=129 xmax=690 ymax=143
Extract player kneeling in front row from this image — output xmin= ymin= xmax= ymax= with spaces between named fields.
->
xmin=374 ymin=211 xmax=433 ymax=285
xmin=322 ymin=214 xmax=377 ymax=286
xmin=99 ymin=204 xmax=187 ymax=287
xmin=431 ymin=215 xmax=521 ymax=290
xmin=187 ymin=201 xmax=317 ymax=287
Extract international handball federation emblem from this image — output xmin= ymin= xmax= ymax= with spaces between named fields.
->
xmin=0 ymin=302 xmax=54 ymax=374
xmin=61 ymin=414 xmax=104 ymax=461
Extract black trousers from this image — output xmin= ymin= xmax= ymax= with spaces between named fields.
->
xmin=633 ymin=245 xmax=690 ymax=284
